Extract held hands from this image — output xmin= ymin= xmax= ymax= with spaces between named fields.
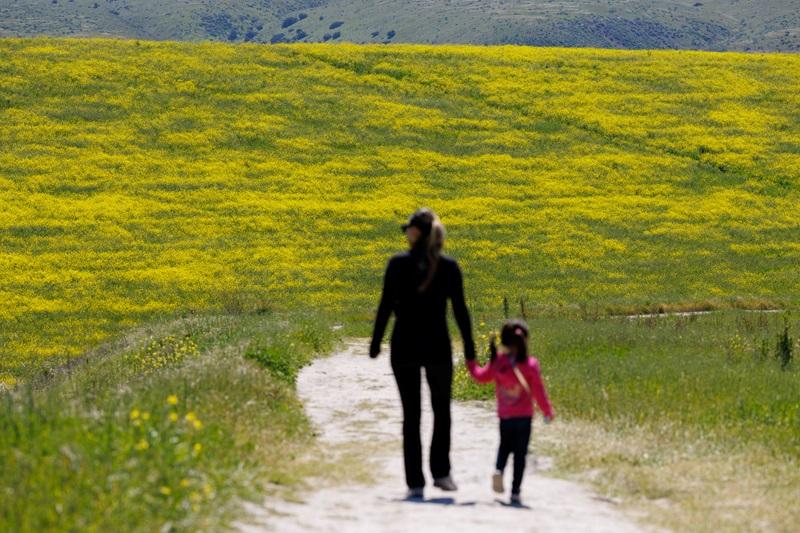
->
xmin=543 ymin=415 xmax=554 ymax=424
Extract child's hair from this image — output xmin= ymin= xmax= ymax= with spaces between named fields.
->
xmin=499 ymin=319 xmax=529 ymax=364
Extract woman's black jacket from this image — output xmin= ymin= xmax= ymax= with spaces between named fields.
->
xmin=370 ymin=249 xmax=476 ymax=366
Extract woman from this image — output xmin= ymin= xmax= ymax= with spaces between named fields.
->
xmin=370 ymin=208 xmax=476 ymax=499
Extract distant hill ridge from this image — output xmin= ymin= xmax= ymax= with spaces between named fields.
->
xmin=1 ymin=0 xmax=799 ymax=52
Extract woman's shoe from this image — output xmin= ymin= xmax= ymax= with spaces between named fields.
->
xmin=433 ymin=475 xmax=458 ymax=491
xmin=406 ymin=487 xmax=424 ymax=499
xmin=492 ymin=470 xmax=504 ymax=493
xmin=510 ymin=493 xmax=522 ymax=506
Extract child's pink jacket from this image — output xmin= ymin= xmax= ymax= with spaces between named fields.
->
xmin=467 ymin=353 xmax=554 ymax=420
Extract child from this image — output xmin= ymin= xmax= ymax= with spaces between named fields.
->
xmin=467 ymin=319 xmax=554 ymax=505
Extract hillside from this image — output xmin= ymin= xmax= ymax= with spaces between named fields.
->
xmin=2 ymin=37 xmax=799 ymax=533
xmin=2 ymin=39 xmax=800 ymax=386
xmin=1 ymin=0 xmax=800 ymax=51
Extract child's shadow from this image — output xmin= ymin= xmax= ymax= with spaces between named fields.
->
xmin=494 ymin=498 xmax=532 ymax=510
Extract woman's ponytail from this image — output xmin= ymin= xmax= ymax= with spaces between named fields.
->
xmin=415 ymin=210 xmax=445 ymax=293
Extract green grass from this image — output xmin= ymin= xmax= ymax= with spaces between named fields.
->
xmin=536 ymin=416 xmax=800 ymax=531
xmin=0 ymin=308 xmax=338 ymax=532
xmin=1 ymin=37 xmax=799 ymax=530
xmin=455 ymin=311 xmax=799 ymax=458
xmin=3 ymin=39 xmax=800 ymax=384
xmin=454 ymin=310 xmax=799 ymax=530
xmin=453 ymin=310 xmax=799 ymax=530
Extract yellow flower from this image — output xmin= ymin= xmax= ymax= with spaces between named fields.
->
xmin=159 ymin=486 xmax=171 ymax=496
xmin=130 ymin=409 xmax=140 ymax=420
xmin=192 ymin=419 xmax=203 ymax=430
xmin=135 ymin=439 xmax=149 ymax=451
xmin=193 ymin=442 xmax=203 ymax=455
xmin=168 ymin=412 xmax=179 ymax=422
xmin=180 ymin=479 xmax=191 ymax=488
xmin=167 ymin=395 xmax=178 ymax=405
xmin=141 ymin=411 xmax=150 ymax=421
xmin=185 ymin=412 xmax=197 ymax=422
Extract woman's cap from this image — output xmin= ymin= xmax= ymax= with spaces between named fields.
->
xmin=400 ymin=209 xmax=434 ymax=235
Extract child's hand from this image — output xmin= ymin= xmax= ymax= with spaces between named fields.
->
xmin=543 ymin=415 xmax=553 ymax=424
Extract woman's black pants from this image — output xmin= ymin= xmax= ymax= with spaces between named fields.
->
xmin=496 ymin=416 xmax=532 ymax=495
xmin=392 ymin=361 xmax=452 ymax=489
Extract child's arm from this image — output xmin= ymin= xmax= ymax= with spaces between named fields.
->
xmin=528 ymin=360 xmax=554 ymax=419
xmin=466 ymin=359 xmax=495 ymax=383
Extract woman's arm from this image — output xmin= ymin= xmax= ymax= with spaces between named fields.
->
xmin=369 ymin=258 xmax=396 ymax=358
xmin=449 ymin=261 xmax=476 ymax=360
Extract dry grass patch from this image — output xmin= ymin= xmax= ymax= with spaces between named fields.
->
xmin=537 ymin=419 xmax=800 ymax=532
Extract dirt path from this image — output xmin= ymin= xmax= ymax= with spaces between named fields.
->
xmin=238 ymin=340 xmax=644 ymax=532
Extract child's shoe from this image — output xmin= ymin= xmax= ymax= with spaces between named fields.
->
xmin=492 ymin=470 xmax=504 ymax=493
xmin=433 ymin=475 xmax=458 ymax=491
xmin=510 ymin=493 xmax=522 ymax=506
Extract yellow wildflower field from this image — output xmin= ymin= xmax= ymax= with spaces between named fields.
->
xmin=1 ymin=39 xmax=799 ymax=381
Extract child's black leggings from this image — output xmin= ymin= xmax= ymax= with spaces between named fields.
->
xmin=496 ymin=416 xmax=532 ymax=495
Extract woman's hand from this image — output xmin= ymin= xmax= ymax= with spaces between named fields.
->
xmin=369 ymin=340 xmax=381 ymax=359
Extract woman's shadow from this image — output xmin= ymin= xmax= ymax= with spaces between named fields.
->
xmin=387 ymin=496 xmax=475 ymax=507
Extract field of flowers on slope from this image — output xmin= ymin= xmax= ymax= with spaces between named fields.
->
xmin=2 ymin=39 xmax=800 ymax=382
